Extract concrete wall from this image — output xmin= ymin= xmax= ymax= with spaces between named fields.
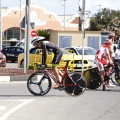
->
xmin=50 ymin=30 xmax=107 ymax=48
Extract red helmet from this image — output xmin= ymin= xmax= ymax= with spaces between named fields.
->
xmin=108 ymin=32 xmax=115 ymax=37
xmin=104 ymin=39 xmax=112 ymax=45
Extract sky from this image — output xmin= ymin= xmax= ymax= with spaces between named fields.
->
xmin=1 ymin=0 xmax=120 ymax=16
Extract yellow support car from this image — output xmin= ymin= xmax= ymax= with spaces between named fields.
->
xmin=17 ymin=47 xmax=90 ymax=71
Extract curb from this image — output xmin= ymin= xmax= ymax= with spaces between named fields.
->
xmin=0 ymin=76 xmax=10 ymax=82
xmin=0 ymin=75 xmax=30 ymax=82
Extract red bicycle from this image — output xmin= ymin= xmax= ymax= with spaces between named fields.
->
xmin=27 ymin=60 xmax=86 ymax=96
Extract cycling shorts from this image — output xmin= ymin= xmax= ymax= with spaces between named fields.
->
xmin=95 ymin=58 xmax=108 ymax=71
xmin=52 ymin=51 xmax=63 ymax=66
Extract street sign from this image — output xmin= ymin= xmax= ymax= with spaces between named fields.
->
xmin=31 ymin=29 xmax=37 ymax=37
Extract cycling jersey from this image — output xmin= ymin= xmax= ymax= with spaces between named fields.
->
xmin=95 ymin=45 xmax=110 ymax=71
xmin=96 ymin=45 xmax=110 ymax=61
xmin=40 ymin=41 xmax=63 ymax=65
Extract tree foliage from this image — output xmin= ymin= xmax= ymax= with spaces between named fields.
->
xmin=36 ymin=29 xmax=50 ymax=40
xmin=88 ymin=8 xmax=120 ymax=37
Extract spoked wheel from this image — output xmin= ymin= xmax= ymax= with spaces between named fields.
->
xmin=27 ymin=71 xmax=52 ymax=96
xmin=64 ymin=73 xmax=86 ymax=96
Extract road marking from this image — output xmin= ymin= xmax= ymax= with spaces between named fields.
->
xmin=0 ymin=99 xmax=35 ymax=120
xmin=0 ymin=106 xmax=7 ymax=110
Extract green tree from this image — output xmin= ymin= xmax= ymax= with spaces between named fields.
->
xmin=36 ymin=29 xmax=50 ymax=40
xmin=88 ymin=8 xmax=120 ymax=36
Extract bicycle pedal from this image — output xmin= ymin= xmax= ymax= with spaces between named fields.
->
xmin=58 ymin=87 xmax=64 ymax=91
xmin=58 ymin=85 xmax=64 ymax=91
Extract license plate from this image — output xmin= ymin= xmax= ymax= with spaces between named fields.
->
xmin=76 ymin=64 xmax=82 ymax=67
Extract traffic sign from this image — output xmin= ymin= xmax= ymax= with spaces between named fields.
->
xmin=31 ymin=30 xmax=37 ymax=37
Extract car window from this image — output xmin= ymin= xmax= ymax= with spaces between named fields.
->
xmin=8 ymin=47 xmax=15 ymax=52
xmin=76 ymin=48 xmax=82 ymax=55
xmin=30 ymin=48 xmax=42 ymax=54
xmin=62 ymin=50 xmax=70 ymax=54
xmin=65 ymin=48 xmax=76 ymax=54
xmin=84 ymin=48 xmax=96 ymax=55
xmin=76 ymin=48 xmax=96 ymax=55
xmin=3 ymin=48 xmax=7 ymax=52
xmin=16 ymin=48 xmax=24 ymax=52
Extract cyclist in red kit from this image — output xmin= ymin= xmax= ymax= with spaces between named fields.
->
xmin=94 ymin=39 xmax=113 ymax=91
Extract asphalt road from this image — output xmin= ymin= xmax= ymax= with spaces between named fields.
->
xmin=0 ymin=81 xmax=120 ymax=120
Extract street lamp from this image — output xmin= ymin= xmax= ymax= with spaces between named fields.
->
xmin=58 ymin=0 xmax=67 ymax=30
xmin=20 ymin=0 xmax=22 ymax=41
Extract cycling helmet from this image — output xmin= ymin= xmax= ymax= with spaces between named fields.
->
xmin=108 ymin=32 xmax=115 ymax=37
xmin=104 ymin=39 xmax=112 ymax=45
xmin=31 ymin=36 xmax=45 ymax=44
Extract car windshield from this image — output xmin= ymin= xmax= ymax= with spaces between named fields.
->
xmin=76 ymin=48 xmax=96 ymax=55
xmin=62 ymin=50 xmax=71 ymax=54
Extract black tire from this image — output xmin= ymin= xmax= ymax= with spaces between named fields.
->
xmin=114 ymin=70 xmax=120 ymax=85
xmin=83 ymin=69 xmax=101 ymax=89
xmin=20 ymin=60 xmax=24 ymax=68
xmin=27 ymin=71 xmax=52 ymax=96
xmin=64 ymin=73 xmax=86 ymax=96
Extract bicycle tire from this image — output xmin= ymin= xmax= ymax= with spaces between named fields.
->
xmin=64 ymin=73 xmax=86 ymax=96
xmin=114 ymin=70 xmax=120 ymax=85
xmin=27 ymin=71 xmax=52 ymax=96
xmin=83 ymin=69 xmax=101 ymax=89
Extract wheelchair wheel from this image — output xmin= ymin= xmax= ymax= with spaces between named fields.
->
xmin=64 ymin=73 xmax=86 ymax=96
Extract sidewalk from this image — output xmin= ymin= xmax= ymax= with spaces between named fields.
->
xmin=0 ymin=75 xmax=30 ymax=82
xmin=0 ymin=68 xmax=34 ymax=82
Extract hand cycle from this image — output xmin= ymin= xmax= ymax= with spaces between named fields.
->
xmin=27 ymin=60 xmax=86 ymax=96
xmin=83 ymin=60 xmax=120 ymax=89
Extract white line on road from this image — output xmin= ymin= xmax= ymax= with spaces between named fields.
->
xmin=0 ymin=99 xmax=35 ymax=120
xmin=0 ymin=106 xmax=7 ymax=110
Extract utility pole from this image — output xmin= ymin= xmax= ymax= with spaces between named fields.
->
xmin=0 ymin=0 xmax=2 ymax=50
xmin=78 ymin=0 xmax=86 ymax=74
xmin=24 ymin=0 xmax=30 ymax=73
xmin=93 ymin=4 xmax=102 ymax=13
xmin=58 ymin=0 xmax=67 ymax=30
xmin=20 ymin=0 xmax=22 ymax=41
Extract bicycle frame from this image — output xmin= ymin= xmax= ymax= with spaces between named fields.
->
xmin=43 ymin=61 xmax=77 ymax=87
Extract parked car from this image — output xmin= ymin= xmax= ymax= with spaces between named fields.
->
xmin=1 ymin=46 xmax=24 ymax=63
xmin=18 ymin=47 xmax=90 ymax=71
xmin=0 ymin=52 xmax=6 ymax=67
xmin=64 ymin=46 xmax=97 ymax=68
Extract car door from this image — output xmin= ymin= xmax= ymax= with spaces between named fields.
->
xmin=15 ymin=47 xmax=24 ymax=61
xmin=29 ymin=48 xmax=42 ymax=64
xmin=6 ymin=47 xmax=16 ymax=62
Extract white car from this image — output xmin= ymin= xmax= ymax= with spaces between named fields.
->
xmin=64 ymin=46 xmax=97 ymax=68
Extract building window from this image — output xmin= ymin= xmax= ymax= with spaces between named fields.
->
xmin=59 ymin=36 xmax=72 ymax=48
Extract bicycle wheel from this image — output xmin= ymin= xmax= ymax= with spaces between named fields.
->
xmin=64 ymin=73 xmax=86 ymax=96
xmin=83 ymin=69 xmax=101 ymax=89
xmin=27 ymin=71 xmax=52 ymax=96
xmin=114 ymin=70 xmax=120 ymax=85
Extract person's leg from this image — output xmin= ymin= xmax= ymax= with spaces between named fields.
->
xmin=52 ymin=65 xmax=61 ymax=82
xmin=96 ymin=61 xmax=111 ymax=91
xmin=106 ymin=66 xmax=115 ymax=87
xmin=51 ymin=52 xmax=63 ymax=88
xmin=58 ymin=69 xmax=63 ymax=77
xmin=52 ymin=65 xmax=61 ymax=88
